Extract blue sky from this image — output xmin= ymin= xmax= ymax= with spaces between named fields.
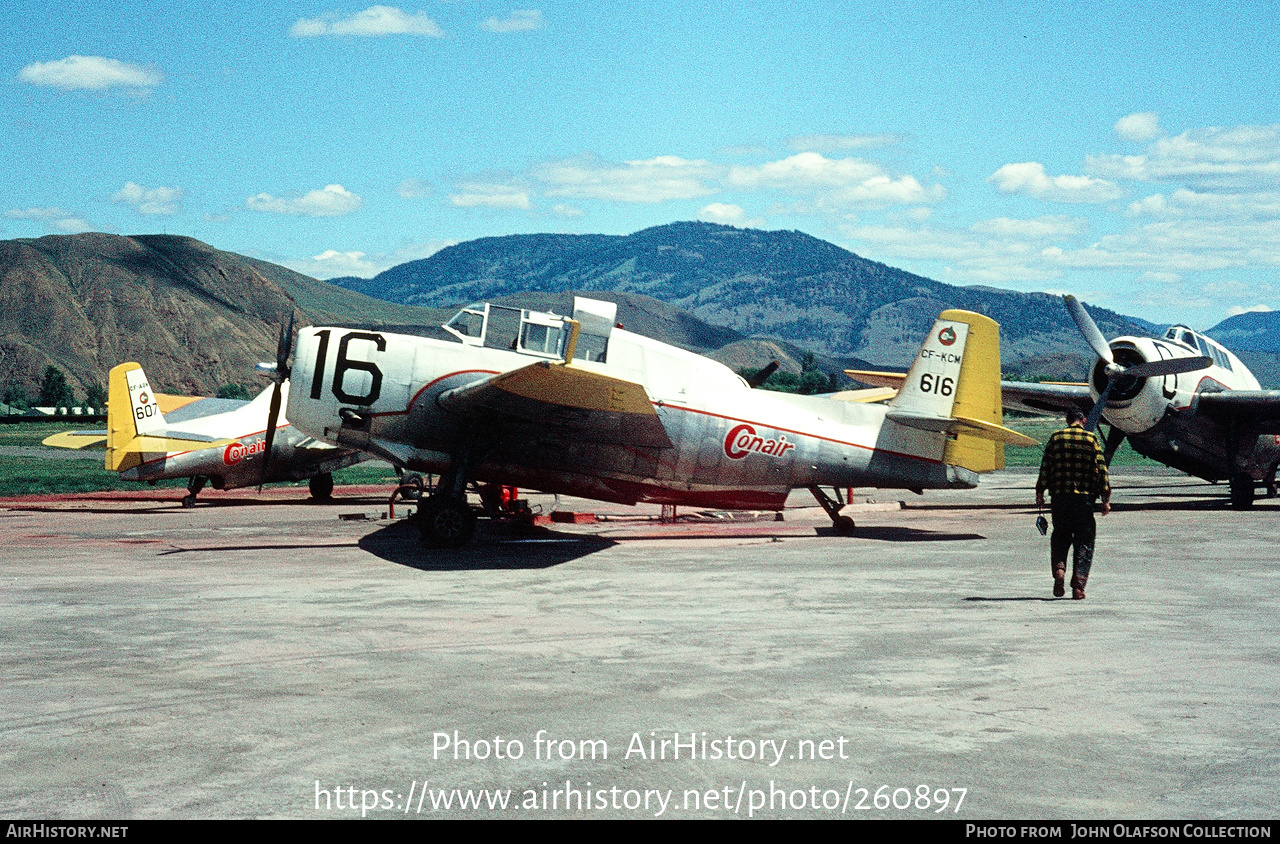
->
xmin=3 ymin=0 xmax=1278 ymax=329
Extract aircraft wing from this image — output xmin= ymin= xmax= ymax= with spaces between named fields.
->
xmin=844 ymin=369 xmax=907 ymax=389
xmin=998 ymin=381 xmax=1093 ymax=416
xmin=1195 ymin=391 xmax=1280 ymax=423
xmin=437 ymin=361 xmax=673 ymax=449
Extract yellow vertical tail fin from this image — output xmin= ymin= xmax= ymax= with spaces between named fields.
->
xmin=938 ymin=310 xmax=1017 ymax=473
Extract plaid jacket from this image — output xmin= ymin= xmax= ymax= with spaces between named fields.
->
xmin=1036 ymin=425 xmax=1110 ymax=500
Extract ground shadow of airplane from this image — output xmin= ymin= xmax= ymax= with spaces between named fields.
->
xmin=358 ymin=519 xmax=616 ymax=571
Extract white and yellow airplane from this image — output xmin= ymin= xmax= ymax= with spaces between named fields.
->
xmin=44 ymin=362 xmax=365 ymax=505
xmin=850 ymin=295 xmax=1280 ymax=509
xmin=265 ymin=296 xmax=1035 ymax=546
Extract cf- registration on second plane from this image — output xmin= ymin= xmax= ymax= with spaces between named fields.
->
xmin=268 ymin=297 xmax=1034 ymax=546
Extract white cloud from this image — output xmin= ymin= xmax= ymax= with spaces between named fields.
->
xmin=290 ymin=6 xmax=444 ymax=37
xmin=988 ymin=162 xmax=1124 ymax=203
xmin=481 ymin=9 xmax=543 ymax=32
xmin=534 ymin=154 xmax=719 ymax=203
xmin=697 ymin=203 xmax=765 ymax=228
xmin=17 ymin=56 xmax=161 ymax=91
xmin=246 ymin=184 xmax=363 ymax=217
xmin=785 ymin=134 xmax=900 ymax=152
xmin=970 ymin=215 xmax=1087 ymax=239
xmin=449 ymin=183 xmax=533 ymax=209
xmin=1115 ymin=112 xmax=1162 ymax=142
xmin=1127 ymin=189 xmax=1280 ymax=220
xmin=396 ymin=178 xmax=432 ymax=198
xmin=1226 ymin=304 xmax=1274 ymax=316
xmin=550 ymin=203 xmax=583 ymax=217
xmin=729 ymin=152 xmax=942 ymax=207
xmin=287 ymin=239 xmax=455 ymax=279
xmin=112 ymin=182 xmax=182 ymax=216
xmin=1088 ymin=123 xmax=1280 ymax=191
xmin=3 ymin=206 xmax=94 ymax=233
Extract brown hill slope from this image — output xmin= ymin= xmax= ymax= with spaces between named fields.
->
xmin=0 ymin=233 xmax=447 ymax=397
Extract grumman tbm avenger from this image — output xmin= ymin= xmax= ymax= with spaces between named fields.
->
xmin=44 ymin=361 xmax=365 ymax=505
xmin=849 ymin=295 xmax=1280 ymax=509
xmin=262 ymin=296 xmax=1036 ymax=547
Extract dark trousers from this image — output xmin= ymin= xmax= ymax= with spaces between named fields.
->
xmin=1050 ymin=494 xmax=1096 ymax=579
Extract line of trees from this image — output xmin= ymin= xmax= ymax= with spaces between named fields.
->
xmin=2 ymin=366 xmax=106 ymax=413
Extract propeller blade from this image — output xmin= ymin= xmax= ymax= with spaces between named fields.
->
xmin=747 ymin=360 xmax=780 ymax=388
xmin=1064 ymin=295 xmax=1114 ymax=366
xmin=258 ymin=383 xmax=283 ymax=492
xmin=1124 ymin=355 xmax=1212 ymax=379
xmin=259 ymin=314 xmax=293 ymax=492
xmin=1084 ymin=380 xmax=1112 ymax=433
xmin=1102 ymin=424 xmax=1126 ymax=466
xmin=276 ymin=313 xmax=295 ymax=378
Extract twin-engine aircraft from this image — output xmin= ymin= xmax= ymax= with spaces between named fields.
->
xmin=851 ymin=295 xmax=1280 ymax=509
xmin=270 ymin=296 xmax=1035 ymax=546
xmin=44 ymin=362 xmax=364 ymax=505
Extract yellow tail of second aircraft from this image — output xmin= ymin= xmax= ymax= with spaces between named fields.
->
xmin=883 ymin=310 xmax=1036 ymax=473
xmin=105 ymin=362 xmax=231 ymax=471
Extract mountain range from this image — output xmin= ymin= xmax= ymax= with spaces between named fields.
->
xmin=3 ymin=224 xmax=1278 ymax=400
xmin=332 ymin=221 xmax=1164 ymax=370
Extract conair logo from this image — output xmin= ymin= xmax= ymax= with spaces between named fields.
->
xmin=724 ymin=423 xmax=796 ymax=460
xmin=938 ymin=326 xmax=957 ymax=346
xmin=223 ymin=440 xmax=266 ymax=466
xmin=137 ymin=392 xmax=150 ymax=405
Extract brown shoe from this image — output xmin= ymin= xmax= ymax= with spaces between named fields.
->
xmin=1053 ymin=565 xmax=1066 ymax=598
xmin=1071 ymin=575 xmax=1087 ymax=600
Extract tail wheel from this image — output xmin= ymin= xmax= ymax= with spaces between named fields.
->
xmin=417 ymin=497 xmax=477 ymax=548
xmin=1229 ymin=472 xmax=1255 ymax=510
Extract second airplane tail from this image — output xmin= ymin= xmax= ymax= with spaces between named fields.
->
xmin=887 ymin=310 xmax=1036 ymax=473
xmin=105 ymin=363 xmax=232 ymax=471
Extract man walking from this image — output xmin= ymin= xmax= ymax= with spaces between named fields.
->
xmin=1036 ymin=409 xmax=1111 ymax=599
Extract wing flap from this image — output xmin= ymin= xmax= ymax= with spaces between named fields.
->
xmin=438 ymin=361 xmax=673 ymax=448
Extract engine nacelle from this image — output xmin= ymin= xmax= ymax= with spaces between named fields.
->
xmin=1090 ymin=338 xmax=1182 ymax=434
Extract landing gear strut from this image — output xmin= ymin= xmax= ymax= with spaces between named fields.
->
xmin=415 ymin=429 xmax=483 ymax=548
xmin=182 ymin=476 xmax=207 ymax=508
xmin=809 ymin=485 xmax=856 ymax=535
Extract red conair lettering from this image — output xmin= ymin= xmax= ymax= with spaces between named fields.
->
xmin=724 ymin=422 xmax=796 ymax=460
xmin=223 ymin=440 xmax=266 ymax=466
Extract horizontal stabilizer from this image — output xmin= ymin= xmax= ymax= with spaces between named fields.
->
xmin=886 ymin=409 xmax=1037 ymax=446
xmin=42 ymin=431 xmax=108 ymax=449
xmin=122 ymin=434 xmax=236 ymax=453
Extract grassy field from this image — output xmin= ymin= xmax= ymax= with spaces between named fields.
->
xmin=0 ymin=417 xmax=1147 ymax=497
xmin=1002 ymin=418 xmax=1152 ymax=468
xmin=0 ymin=421 xmax=402 ymax=497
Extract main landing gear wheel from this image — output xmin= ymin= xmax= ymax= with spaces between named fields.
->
xmin=309 ymin=472 xmax=334 ymax=502
xmin=416 ymin=497 xmax=477 ymax=548
xmin=1229 ymin=472 xmax=1255 ymax=510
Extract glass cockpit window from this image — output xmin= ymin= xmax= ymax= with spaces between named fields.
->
xmin=519 ymin=321 xmax=564 ymax=355
xmin=444 ymin=306 xmax=486 ymax=342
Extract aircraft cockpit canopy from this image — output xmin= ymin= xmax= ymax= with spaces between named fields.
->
xmin=1164 ymin=325 xmax=1233 ymax=371
xmin=442 ymin=296 xmax=617 ymax=363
